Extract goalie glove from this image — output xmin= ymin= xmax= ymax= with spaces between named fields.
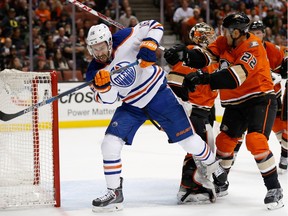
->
xmin=137 ymin=38 xmax=158 ymax=68
xmin=183 ymin=70 xmax=210 ymax=92
xmin=93 ymin=69 xmax=111 ymax=93
xmin=164 ymin=44 xmax=186 ymax=66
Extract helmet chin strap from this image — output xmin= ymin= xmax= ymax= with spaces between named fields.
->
xmin=231 ymin=37 xmax=238 ymax=48
xmin=231 ymin=30 xmax=242 ymax=48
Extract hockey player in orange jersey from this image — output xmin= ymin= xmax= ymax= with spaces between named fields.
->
xmin=164 ymin=13 xmax=284 ymax=210
xmin=232 ymin=20 xmax=288 ymax=172
xmin=164 ymin=22 xmax=222 ymax=204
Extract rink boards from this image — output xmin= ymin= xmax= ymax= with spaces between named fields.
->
xmin=57 ymin=82 xmax=225 ymax=128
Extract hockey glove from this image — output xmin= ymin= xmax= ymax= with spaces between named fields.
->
xmin=137 ymin=38 xmax=158 ymax=68
xmin=93 ymin=69 xmax=111 ymax=93
xmin=169 ymin=84 xmax=189 ymax=102
xmin=280 ymin=58 xmax=287 ymax=79
xmin=183 ymin=70 xmax=210 ymax=92
xmin=164 ymin=44 xmax=186 ymax=66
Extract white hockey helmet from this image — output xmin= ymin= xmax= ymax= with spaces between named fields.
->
xmin=86 ymin=23 xmax=112 ymax=59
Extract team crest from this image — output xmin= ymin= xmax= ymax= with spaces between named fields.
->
xmin=249 ymin=41 xmax=259 ymax=48
xmin=111 ymin=61 xmax=136 ymax=87
xmin=139 ymin=21 xmax=149 ymax=28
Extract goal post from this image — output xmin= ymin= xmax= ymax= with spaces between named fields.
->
xmin=0 ymin=69 xmax=60 ymax=209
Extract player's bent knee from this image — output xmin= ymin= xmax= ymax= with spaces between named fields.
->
xmin=215 ymin=132 xmax=238 ymax=155
xmin=246 ymin=132 xmax=269 ymax=155
xmin=178 ymin=133 xmax=205 ymax=153
xmin=101 ymin=134 xmax=125 ymax=159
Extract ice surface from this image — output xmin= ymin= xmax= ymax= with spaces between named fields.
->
xmin=1 ymin=125 xmax=287 ymax=216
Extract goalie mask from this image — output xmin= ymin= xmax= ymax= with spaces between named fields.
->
xmin=86 ymin=24 xmax=112 ymax=61
xmin=189 ymin=22 xmax=216 ymax=47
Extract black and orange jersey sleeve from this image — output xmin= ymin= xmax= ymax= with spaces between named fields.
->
xmin=218 ymin=33 xmax=274 ymax=106
xmin=264 ymin=41 xmax=284 ymax=72
xmin=167 ymin=45 xmax=218 ymax=108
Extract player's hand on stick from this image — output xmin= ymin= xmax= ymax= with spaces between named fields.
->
xmin=137 ymin=38 xmax=158 ymax=68
xmin=94 ymin=69 xmax=111 ymax=93
xmin=164 ymin=44 xmax=186 ymax=66
xmin=183 ymin=70 xmax=210 ymax=92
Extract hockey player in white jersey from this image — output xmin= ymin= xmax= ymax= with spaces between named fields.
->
xmin=85 ymin=20 xmax=226 ymax=212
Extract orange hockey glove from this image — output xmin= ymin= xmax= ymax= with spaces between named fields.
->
xmin=137 ymin=38 xmax=158 ymax=68
xmin=93 ymin=69 xmax=111 ymax=93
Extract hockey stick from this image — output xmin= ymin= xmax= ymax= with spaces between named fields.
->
xmin=0 ymin=60 xmax=139 ymax=121
xmin=67 ymin=0 xmax=125 ymax=30
xmin=67 ymin=0 xmax=165 ymax=51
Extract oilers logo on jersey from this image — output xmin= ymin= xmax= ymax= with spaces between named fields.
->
xmin=111 ymin=61 xmax=136 ymax=87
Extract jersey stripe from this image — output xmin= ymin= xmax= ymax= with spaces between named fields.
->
xmin=122 ymin=67 xmax=164 ymax=105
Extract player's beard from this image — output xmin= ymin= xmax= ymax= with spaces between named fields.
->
xmin=96 ymin=54 xmax=109 ymax=63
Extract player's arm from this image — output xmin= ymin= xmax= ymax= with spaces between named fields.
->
xmin=167 ymin=70 xmax=189 ymax=101
xmin=183 ymin=47 xmax=216 ymax=69
xmin=93 ymin=69 xmax=119 ymax=104
xmin=136 ymin=20 xmax=164 ymax=68
xmin=164 ymin=37 xmax=220 ymax=68
xmin=164 ymin=45 xmax=212 ymax=68
xmin=86 ymin=60 xmax=118 ymax=103
xmin=280 ymin=49 xmax=288 ymax=79
xmin=183 ymin=64 xmax=248 ymax=92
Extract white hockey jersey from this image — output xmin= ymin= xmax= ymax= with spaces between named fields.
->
xmin=86 ymin=20 xmax=166 ymax=108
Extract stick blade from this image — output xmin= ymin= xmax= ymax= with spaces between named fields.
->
xmin=0 ymin=110 xmax=18 ymax=122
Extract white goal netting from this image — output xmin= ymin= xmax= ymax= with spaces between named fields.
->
xmin=0 ymin=69 xmax=60 ymax=209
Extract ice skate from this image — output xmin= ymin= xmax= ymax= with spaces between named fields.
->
xmin=278 ymin=156 xmax=288 ymax=173
xmin=211 ymin=161 xmax=229 ymax=197
xmin=264 ymin=188 xmax=284 ymax=210
xmin=213 ymin=177 xmax=229 ymax=197
xmin=177 ymin=185 xmax=216 ymax=204
xmin=92 ymin=177 xmax=124 ymax=212
xmin=212 ymin=162 xmax=227 ymax=184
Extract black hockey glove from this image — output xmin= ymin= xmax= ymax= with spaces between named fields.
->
xmin=183 ymin=70 xmax=210 ymax=92
xmin=169 ymin=84 xmax=189 ymax=102
xmin=164 ymin=44 xmax=186 ymax=66
xmin=280 ymin=58 xmax=287 ymax=79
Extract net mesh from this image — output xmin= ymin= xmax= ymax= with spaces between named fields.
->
xmin=0 ymin=69 xmax=57 ymax=209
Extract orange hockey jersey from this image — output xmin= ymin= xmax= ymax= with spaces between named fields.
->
xmin=264 ymin=41 xmax=285 ymax=97
xmin=167 ymin=45 xmax=218 ymax=109
xmin=208 ymin=33 xmax=274 ymax=107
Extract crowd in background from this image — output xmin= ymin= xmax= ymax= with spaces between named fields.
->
xmin=165 ymin=0 xmax=287 ymax=45
xmin=0 ymin=0 xmax=287 ymax=80
xmin=0 ymin=0 xmax=135 ymax=79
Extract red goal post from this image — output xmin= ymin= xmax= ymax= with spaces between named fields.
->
xmin=0 ymin=69 xmax=60 ymax=209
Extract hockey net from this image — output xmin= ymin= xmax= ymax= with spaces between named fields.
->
xmin=0 ymin=69 xmax=60 ymax=209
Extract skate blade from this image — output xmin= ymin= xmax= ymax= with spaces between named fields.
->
xmin=278 ymin=168 xmax=287 ymax=175
xmin=216 ymin=190 xmax=228 ymax=197
xmin=177 ymin=193 xmax=213 ymax=205
xmin=92 ymin=203 xmax=123 ymax=213
xmin=266 ymin=199 xmax=284 ymax=210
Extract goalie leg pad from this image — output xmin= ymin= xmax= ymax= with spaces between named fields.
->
xmin=177 ymin=186 xmax=216 ymax=204
xmin=179 ymin=155 xmax=216 ymax=204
